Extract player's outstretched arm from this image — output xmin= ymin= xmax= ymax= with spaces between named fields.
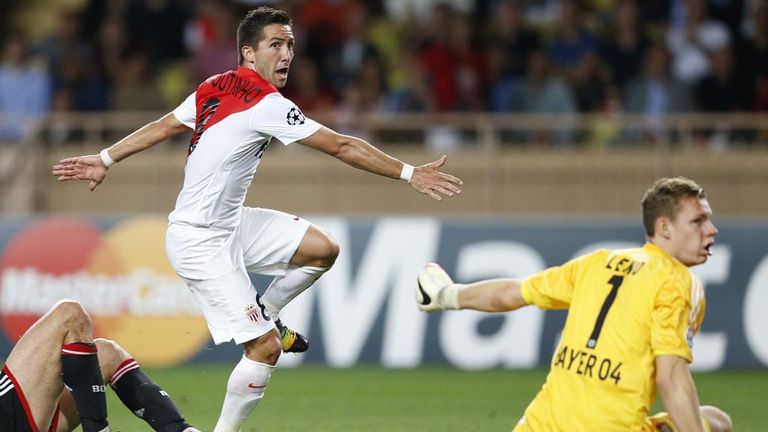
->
xmin=52 ymin=113 xmax=190 ymax=191
xmin=655 ymin=354 xmax=709 ymax=432
xmin=298 ymin=127 xmax=463 ymax=201
xmin=416 ymin=263 xmax=528 ymax=312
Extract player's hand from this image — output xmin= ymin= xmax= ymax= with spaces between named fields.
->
xmin=417 ymin=263 xmax=459 ymax=311
xmin=409 ymin=155 xmax=463 ymax=201
xmin=52 ymin=155 xmax=108 ymax=191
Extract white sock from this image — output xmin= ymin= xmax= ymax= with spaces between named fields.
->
xmin=213 ymin=356 xmax=275 ymax=432
xmin=262 ymin=265 xmax=328 ymax=318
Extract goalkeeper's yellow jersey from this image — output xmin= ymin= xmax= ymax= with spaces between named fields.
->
xmin=514 ymin=242 xmax=706 ymax=432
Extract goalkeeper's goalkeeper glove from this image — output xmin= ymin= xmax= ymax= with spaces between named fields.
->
xmin=416 ymin=263 xmax=460 ymax=311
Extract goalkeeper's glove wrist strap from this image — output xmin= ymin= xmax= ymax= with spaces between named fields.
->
xmin=439 ymin=284 xmax=461 ymax=310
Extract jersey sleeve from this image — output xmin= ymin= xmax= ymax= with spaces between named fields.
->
xmin=172 ymin=91 xmax=197 ymax=128
xmin=520 ymin=252 xmax=597 ymax=310
xmin=248 ymin=93 xmax=322 ymax=145
xmin=650 ymin=274 xmax=696 ymax=362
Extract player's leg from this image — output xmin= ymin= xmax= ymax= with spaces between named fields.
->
xmin=242 ymin=208 xmax=340 ymax=318
xmin=99 ymin=338 xmax=199 ymax=432
xmin=4 ymin=300 xmax=108 ymax=432
xmin=283 ymin=222 xmax=339 ymax=304
xmin=213 ymin=332 xmax=281 ymax=432
xmin=55 ymin=338 xmax=199 ymax=432
xmin=271 ymin=224 xmax=338 ymax=351
xmin=182 ymin=264 xmax=282 ymax=432
xmin=238 ymin=208 xmax=338 ymax=352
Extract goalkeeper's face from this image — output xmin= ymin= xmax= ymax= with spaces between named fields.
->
xmin=666 ymin=197 xmax=718 ymax=267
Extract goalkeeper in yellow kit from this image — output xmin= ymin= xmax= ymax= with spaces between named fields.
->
xmin=417 ymin=177 xmax=732 ymax=432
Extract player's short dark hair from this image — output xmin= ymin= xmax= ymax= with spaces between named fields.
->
xmin=641 ymin=177 xmax=706 ymax=237
xmin=237 ymin=6 xmax=292 ymax=65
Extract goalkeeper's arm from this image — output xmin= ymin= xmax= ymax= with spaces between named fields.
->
xmin=655 ymin=355 xmax=710 ymax=432
xmin=417 ymin=263 xmax=529 ymax=312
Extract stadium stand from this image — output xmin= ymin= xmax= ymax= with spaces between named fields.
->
xmin=1 ymin=0 xmax=767 ymax=215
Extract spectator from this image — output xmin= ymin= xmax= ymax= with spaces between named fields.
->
xmin=521 ymin=0 xmax=561 ymax=27
xmin=0 ymin=34 xmax=51 ymax=142
xmin=92 ymin=16 xmax=129 ymax=86
xmin=624 ymin=44 xmax=692 ymax=142
xmin=572 ymin=50 xmax=609 ymax=112
xmin=187 ymin=0 xmax=240 ymax=84
xmin=53 ymin=47 xmax=109 ymax=112
xmin=418 ymin=3 xmax=459 ymax=111
xmin=740 ymin=0 xmax=768 ymax=111
xmin=515 ymin=48 xmax=577 ymax=115
xmin=283 ymin=60 xmax=337 ymax=115
xmin=383 ymin=0 xmax=474 ymax=23
xmin=514 ymin=48 xmax=577 ymax=145
xmin=335 ymin=80 xmax=373 ymax=141
xmin=46 ymin=89 xmax=77 ymax=145
xmin=694 ymin=44 xmax=755 ymax=146
xmin=601 ymin=0 xmax=650 ymax=88
xmin=450 ymin=13 xmax=487 ymax=111
xmin=547 ymin=0 xmax=605 ymax=112
xmin=34 ymin=7 xmax=108 ymax=111
xmin=343 ymin=7 xmax=372 ymax=70
xmin=357 ymin=55 xmax=388 ymax=111
xmin=124 ymin=0 xmax=190 ymax=65
xmin=548 ymin=0 xmax=599 ymax=73
xmin=666 ymin=0 xmax=731 ymax=84
xmin=297 ymin=0 xmax=360 ymax=87
xmin=332 ymin=4 xmax=380 ymax=91
xmin=694 ymin=45 xmax=751 ymax=112
xmin=34 ymin=8 xmax=90 ymax=73
xmin=111 ymin=48 xmax=166 ymax=112
xmin=486 ymin=0 xmax=541 ymax=111
xmin=385 ymin=47 xmax=434 ymax=112
xmin=489 ymin=0 xmax=540 ymax=79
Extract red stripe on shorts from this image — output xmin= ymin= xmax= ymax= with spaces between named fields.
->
xmin=2 ymin=364 xmax=40 ymax=432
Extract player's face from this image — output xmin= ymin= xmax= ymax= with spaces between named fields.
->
xmin=252 ymin=23 xmax=294 ymax=88
xmin=667 ymin=197 xmax=718 ymax=266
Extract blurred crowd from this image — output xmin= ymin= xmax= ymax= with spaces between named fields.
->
xmin=1 ymin=0 xmax=767 ymax=145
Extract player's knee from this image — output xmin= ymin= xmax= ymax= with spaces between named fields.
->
xmin=317 ymin=234 xmax=339 ymax=267
xmin=260 ymin=332 xmax=282 ymax=365
xmin=702 ymin=405 xmax=732 ymax=432
xmin=52 ymin=300 xmax=92 ymax=332
xmin=94 ymin=338 xmax=129 ymax=381
xmin=295 ymin=226 xmax=340 ymax=268
xmin=244 ymin=331 xmax=282 ymax=365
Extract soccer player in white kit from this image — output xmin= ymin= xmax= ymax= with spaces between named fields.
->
xmin=52 ymin=6 xmax=463 ymax=432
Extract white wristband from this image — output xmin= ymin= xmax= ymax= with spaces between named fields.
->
xmin=399 ymin=163 xmax=414 ymax=183
xmin=99 ymin=148 xmax=115 ymax=168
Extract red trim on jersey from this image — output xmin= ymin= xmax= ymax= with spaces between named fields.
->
xmin=48 ymin=407 xmax=60 ymax=432
xmin=61 ymin=342 xmax=98 ymax=356
xmin=110 ymin=358 xmax=140 ymax=386
xmin=188 ymin=67 xmax=279 ymax=154
xmin=2 ymin=364 xmax=39 ymax=432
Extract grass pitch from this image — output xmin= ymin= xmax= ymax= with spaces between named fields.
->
xmin=103 ymin=365 xmax=768 ymax=431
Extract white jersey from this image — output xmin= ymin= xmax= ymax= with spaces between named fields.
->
xmin=170 ymin=66 xmax=322 ymax=230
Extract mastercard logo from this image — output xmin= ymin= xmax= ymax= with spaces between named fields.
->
xmin=0 ymin=216 xmax=210 ymax=366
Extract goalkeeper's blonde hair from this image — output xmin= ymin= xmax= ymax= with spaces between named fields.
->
xmin=641 ymin=177 xmax=706 ymax=237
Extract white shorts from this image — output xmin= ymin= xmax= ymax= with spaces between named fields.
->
xmin=167 ymin=207 xmax=311 ymax=345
